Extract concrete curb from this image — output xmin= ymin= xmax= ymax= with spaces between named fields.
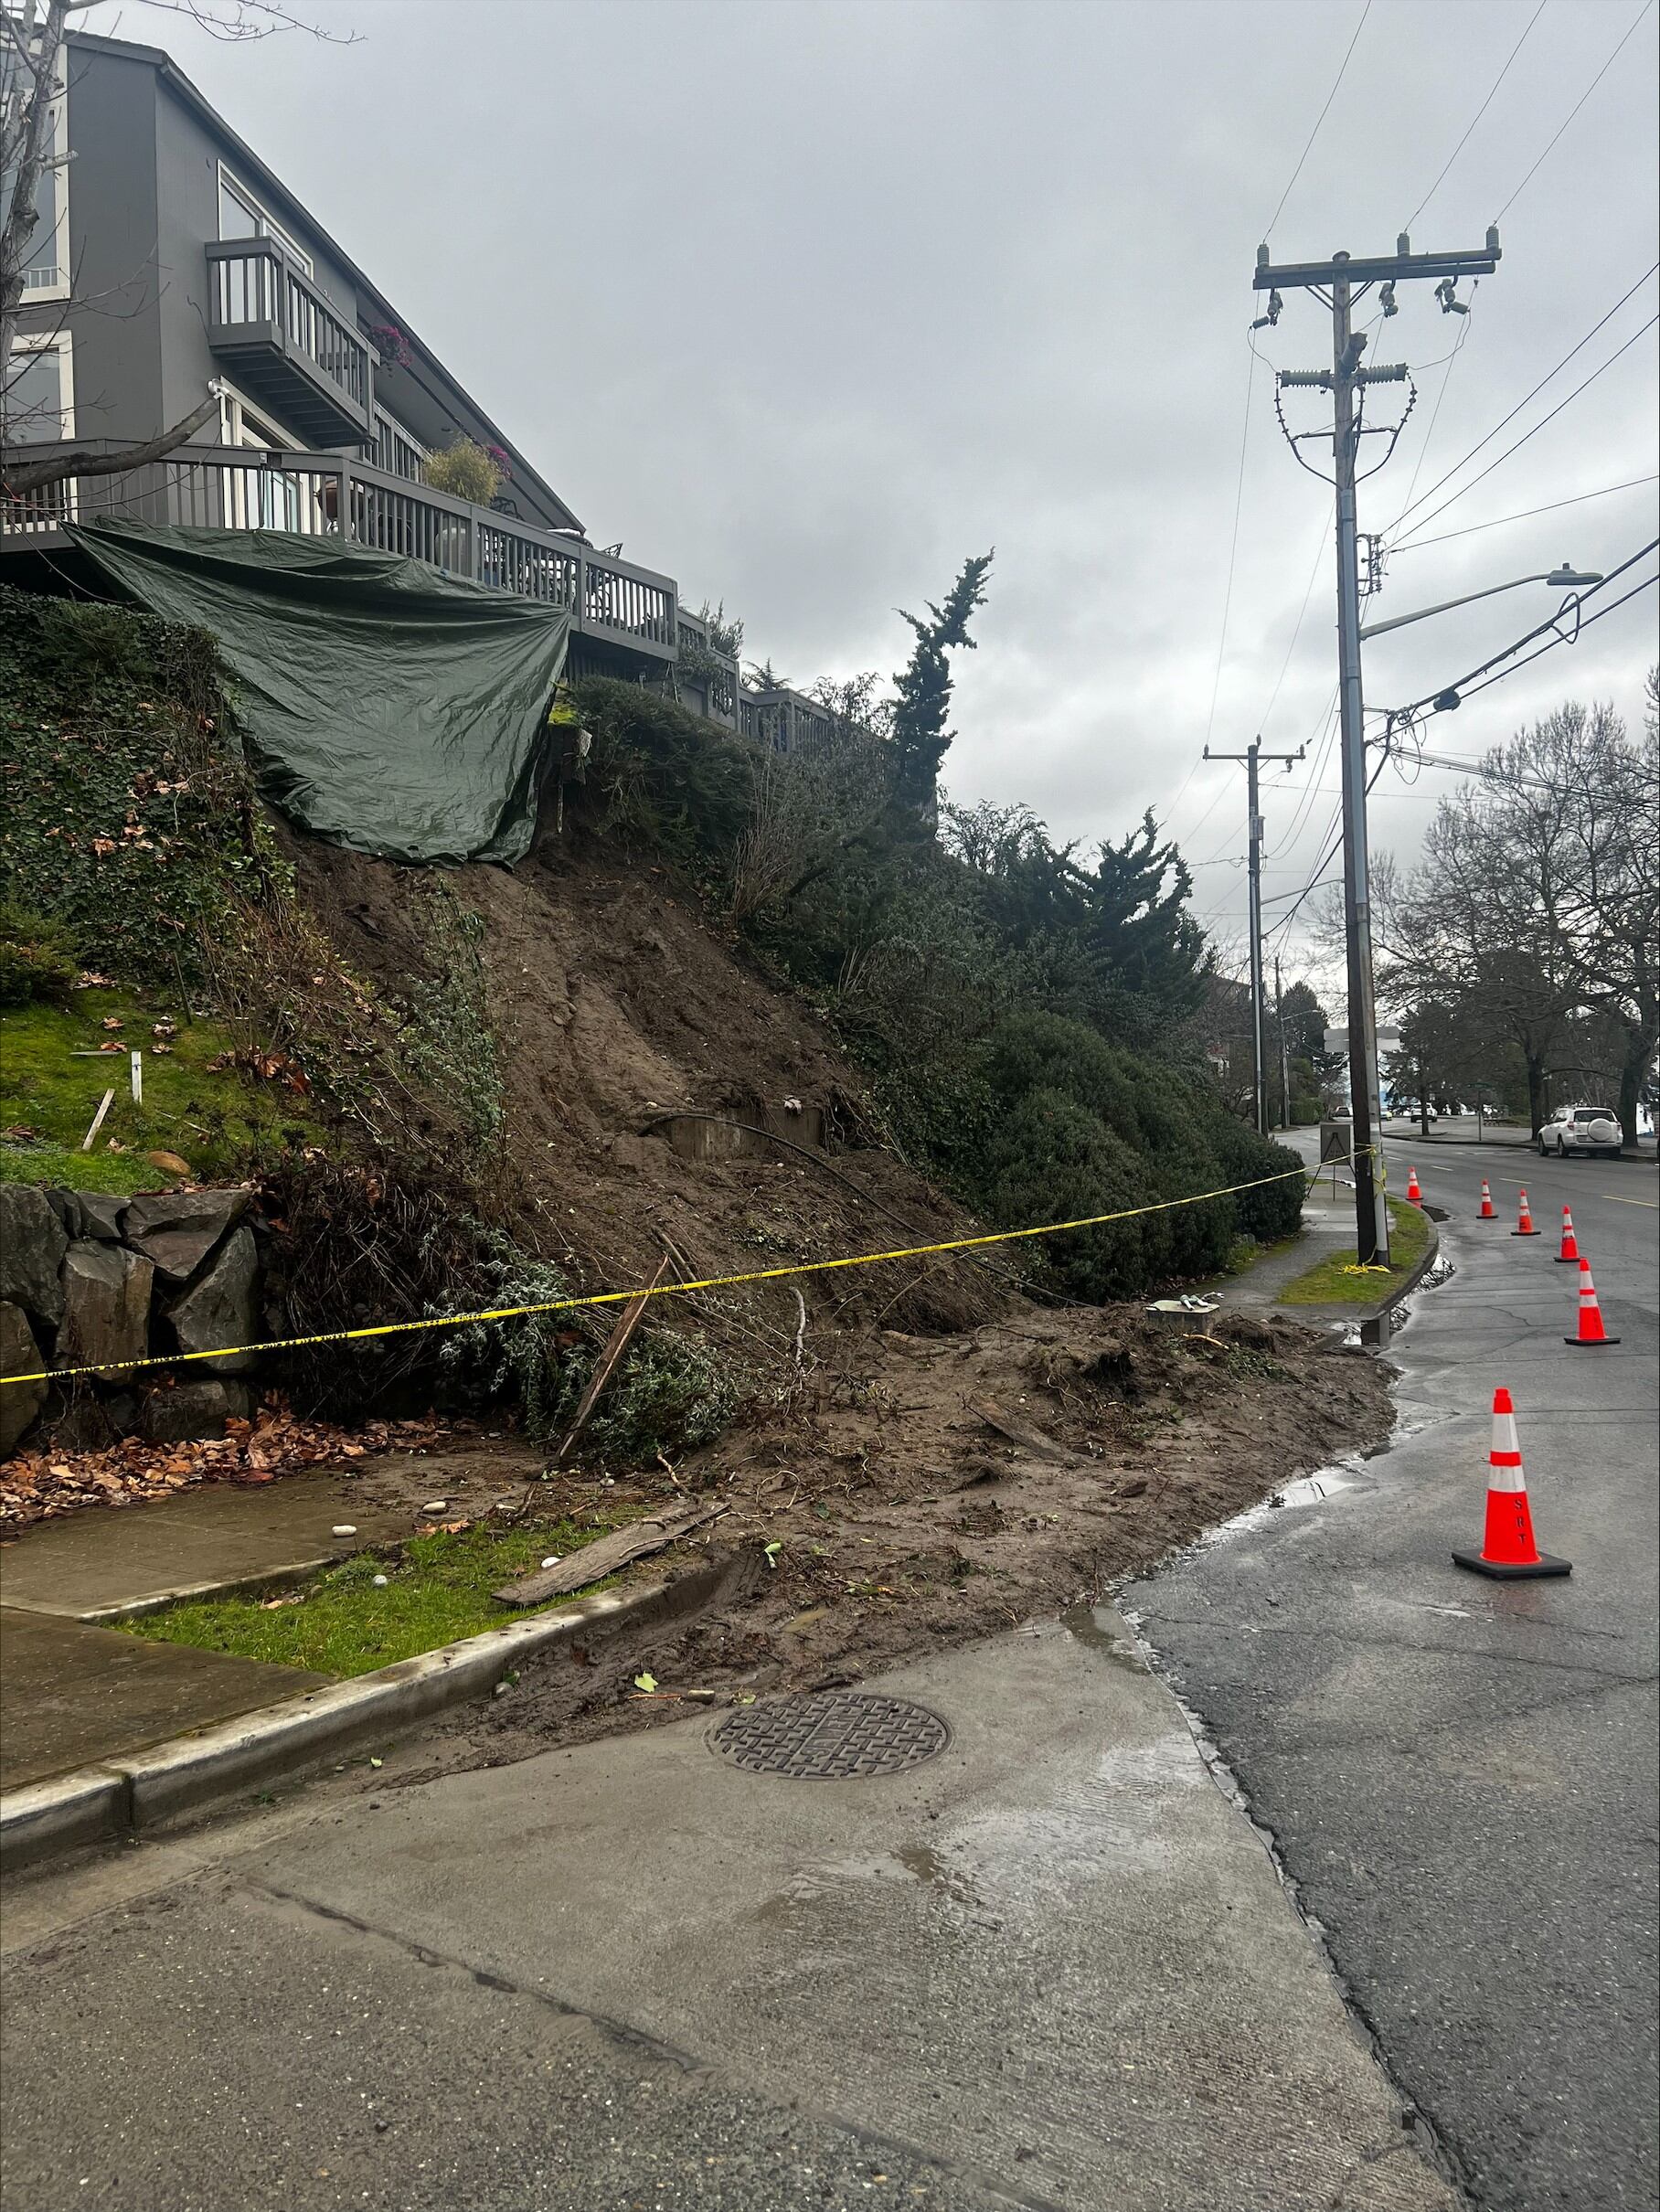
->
xmin=1 ymin=1552 xmax=732 ymax=1876
xmin=1270 ymin=1207 xmax=1442 ymax=1329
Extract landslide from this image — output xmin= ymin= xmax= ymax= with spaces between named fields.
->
xmin=287 ymin=824 xmax=1001 ymax=1353
xmin=280 ymin=789 xmax=1392 ymax=1763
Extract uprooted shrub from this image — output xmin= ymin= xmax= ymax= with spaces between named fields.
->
xmin=430 ymin=1232 xmax=743 ymax=1457
xmin=259 ymin=1153 xmax=743 ymax=1456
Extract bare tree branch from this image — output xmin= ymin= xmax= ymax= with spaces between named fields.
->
xmin=4 ymin=385 xmax=219 ymax=493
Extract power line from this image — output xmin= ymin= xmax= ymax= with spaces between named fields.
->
xmin=1444 ymin=570 xmax=1657 ymax=707
xmin=1201 ymin=342 xmax=1259 ymax=755
xmin=1404 ymin=0 xmax=1549 ymax=232
xmin=1259 ymin=498 xmax=1335 ymax=732
xmin=1386 ymin=537 xmax=1659 ymax=721
xmin=1265 ymin=691 xmax=1340 ymax=861
xmin=1389 ymin=303 xmax=1475 ymax=537
xmin=1389 ymin=473 xmax=1659 ymax=552
xmin=1386 ymin=264 xmax=1658 ymax=540
xmin=1493 ymin=0 xmax=1656 ymax=222
xmin=1263 ymin=0 xmax=1373 ymax=237
xmin=1393 ymin=313 xmax=1658 ymax=545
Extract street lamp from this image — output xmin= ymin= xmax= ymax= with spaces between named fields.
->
xmin=1358 ymin=564 xmax=1602 ymax=641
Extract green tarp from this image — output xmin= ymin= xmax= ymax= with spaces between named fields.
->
xmin=68 ymin=519 xmax=570 ymax=865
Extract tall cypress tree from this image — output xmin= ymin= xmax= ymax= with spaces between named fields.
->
xmin=889 ymin=550 xmax=994 ymax=824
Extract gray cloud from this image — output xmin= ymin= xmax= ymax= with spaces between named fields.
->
xmin=92 ymin=0 xmax=1659 ymax=975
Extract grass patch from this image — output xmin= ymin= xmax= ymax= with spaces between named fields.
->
xmin=0 ymin=988 xmax=307 ymax=1193
xmin=119 ymin=1515 xmax=627 ymax=1678
xmin=1278 ymin=1195 xmax=1433 ymax=1307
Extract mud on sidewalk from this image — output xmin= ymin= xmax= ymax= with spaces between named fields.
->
xmin=405 ymin=1302 xmax=1392 ymax=1775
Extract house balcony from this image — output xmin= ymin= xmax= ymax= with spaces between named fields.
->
xmin=0 ymin=441 xmax=678 ymax=671
xmin=206 ymin=239 xmax=374 ymax=446
xmin=673 ymin=612 xmax=740 ymax=731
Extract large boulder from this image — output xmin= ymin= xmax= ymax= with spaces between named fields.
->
xmin=57 ymin=1242 xmax=155 ymax=1385
xmin=0 ymin=1185 xmax=69 ymax=1327
xmin=166 ymin=1224 xmax=258 ymax=1374
xmin=64 ymin=1190 xmax=128 ymax=1242
xmin=0 ymin=1301 xmax=48 ymax=1457
xmin=135 ymin=1377 xmax=252 ymax=1444
xmin=122 ymin=1187 xmax=250 ymax=1286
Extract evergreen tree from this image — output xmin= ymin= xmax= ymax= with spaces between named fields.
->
xmin=889 ymin=551 xmax=994 ymax=823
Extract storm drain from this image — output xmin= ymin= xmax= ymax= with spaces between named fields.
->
xmin=709 ymin=1691 xmax=951 ymax=1780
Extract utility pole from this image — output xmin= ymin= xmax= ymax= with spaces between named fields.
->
xmin=1253 ymin=229 xmax=1502 ymax=1262
xmin=1274 ymin=953 xmax=1291 ymax=1132
xmin=1206 ymin=736 xmax=1304 ymax=1136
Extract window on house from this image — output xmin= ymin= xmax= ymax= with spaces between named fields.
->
xmin=218 ymin=388 xmax=292 ymax=451
xmin=218 ymin=167 xmax=314 ymax=277
xmin=3 ymin=336 xmax=73 ymax=443
xmin=1 ymin=49 xmax=69 ymax=296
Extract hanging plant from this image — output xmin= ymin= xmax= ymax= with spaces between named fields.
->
xmin=367 ymin=322 xmax=413 ymax=369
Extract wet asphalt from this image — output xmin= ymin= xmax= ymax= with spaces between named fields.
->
xmin=1127 ymin=1135 xmax=1660 ymax=2212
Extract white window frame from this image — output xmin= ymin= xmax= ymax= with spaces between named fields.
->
xmin=18 ymin=44 xmax=70 ymax=301
xmin=217 ymin=162 xmax=314 ymax=278
xmin=216 ymin=378 xmax=300 ymax=452
xmin=5 ymin=330 xmax=75 ymax=439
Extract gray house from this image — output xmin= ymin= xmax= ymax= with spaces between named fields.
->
xmin=3 ymin=30 xmax=743 ymax=718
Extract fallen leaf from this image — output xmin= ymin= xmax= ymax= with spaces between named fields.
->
xmin=633 ymin=1672 xmax=658 ymax=1693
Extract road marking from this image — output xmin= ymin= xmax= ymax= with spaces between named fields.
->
xmin=1603 ymin=1195 xmax=1658 ymax=1209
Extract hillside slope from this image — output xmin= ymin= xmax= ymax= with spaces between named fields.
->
xmin=290 ymin=826 xmax=999 ymax=1353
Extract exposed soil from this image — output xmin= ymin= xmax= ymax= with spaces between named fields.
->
xmin=290 ymin=828 xmax=1000 ymax=1356
xmin=401 ymin=1301 xmax=1394 ymax=1771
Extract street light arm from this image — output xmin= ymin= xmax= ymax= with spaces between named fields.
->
xmin=1359 ymin=573 xmax=1551 ymax=640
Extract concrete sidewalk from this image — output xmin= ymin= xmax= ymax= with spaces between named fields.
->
xmin=1 ymin=1611 xmax=1459 ymax=2211
xmin=0 ymin=1470 xmax=435 ymax=1792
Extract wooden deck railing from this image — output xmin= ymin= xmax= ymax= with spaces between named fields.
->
xmin=206 ymin=240 xmax=372 ymax=424
xmin=0 ymin=442 xmax=677 ymax=660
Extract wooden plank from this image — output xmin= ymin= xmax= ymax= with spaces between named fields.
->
xmin=492 ymin=1497 xmax=727 ymax=1609
xmin=968 ymin=1397 xmax=1073 ymax=1463
xmin=81 ymin=1089 xmax=116 ymax=1152
xmin=552 ymin=1253 xmax=673 ymax=1465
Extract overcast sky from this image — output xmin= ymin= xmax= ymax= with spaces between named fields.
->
xmin=90 ymin=0 xmax=1660 ymax=988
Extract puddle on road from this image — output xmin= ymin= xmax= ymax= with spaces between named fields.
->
xmin=1210 ymin=1467 xmax=1357 ymax=1539
xmin=1060 ymin=1601 xmax=1147 ymax=1671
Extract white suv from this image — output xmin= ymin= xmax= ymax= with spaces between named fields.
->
xmin=1538 ymin=1104 xmax=1622 ymax=1158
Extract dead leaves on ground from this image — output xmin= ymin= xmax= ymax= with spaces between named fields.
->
xmin=0 ymin=1405 xmax=458 ymax=1528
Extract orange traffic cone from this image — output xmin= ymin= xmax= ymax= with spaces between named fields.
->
xmin=1555 ymin=1206 xmax=1580 ymax=1264
xmin=1512 ymin=1187 xmax=1540 ymax=1237
xmin=1477 ymin=1178 xmax=1496 ymax=1219
xmin=1407 ymin=1166 xmax=1422 ymax=1204
xmin=1453 ymin=1388 xmax=1570 ymax=1579
xmin=1566 ymin=1257 xmax=1620 ymax=1348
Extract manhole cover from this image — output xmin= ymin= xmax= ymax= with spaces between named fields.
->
xmin=710 ymin=1691 xmax=951 ymax=1780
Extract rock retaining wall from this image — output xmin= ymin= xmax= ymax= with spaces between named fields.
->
xmin=0 ymin=1185 xmax=261 ymax=1458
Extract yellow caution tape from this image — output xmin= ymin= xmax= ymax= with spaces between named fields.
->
xmin=3 ymin=1164 xmax=1314 ymax=1388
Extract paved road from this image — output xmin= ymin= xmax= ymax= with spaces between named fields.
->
xmin=1129 ymin=1136 xmax=1660 ymax=2212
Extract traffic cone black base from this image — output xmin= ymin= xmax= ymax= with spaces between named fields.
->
xmin=1565 ymin=1335 xmax=1621 ymax=1349
xmin=1452 ymin=1547 xmax=1571 ymax=1580
xmin=1511 ymin=1227 xmax=1541 ymax=1237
